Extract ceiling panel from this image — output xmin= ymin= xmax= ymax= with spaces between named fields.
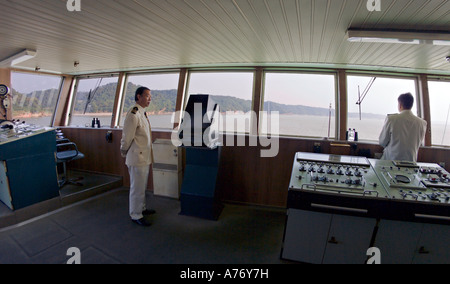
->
xmin=0 ymin=0 xmax=448 ymax=75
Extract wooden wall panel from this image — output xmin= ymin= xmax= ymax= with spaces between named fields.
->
xmin=60 ymin=127 xmax=450 ymax=207
xmin=60 ymin=127 xmax=172 ymax=190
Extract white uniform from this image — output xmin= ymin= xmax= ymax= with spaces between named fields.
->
xmin=379 ymin=110 xmax=427 ymax=162
xmin=121 ymin=104 xmax=154 ymax=220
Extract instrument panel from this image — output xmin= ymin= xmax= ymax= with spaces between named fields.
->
xmin=289 ymin=152 xmax=450 ymax=206
xmin=290 ymin=152 xmax=390 ymax=200
xmin=371 ymin=159 xmax=450 ymax=204
xmin=0 ymin=121 xmax=50 ymax=145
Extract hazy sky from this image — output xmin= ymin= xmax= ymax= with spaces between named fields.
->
xmin=429 ymin=81 xmax=450 ymax=123
xmin=187 ymin=72 xmax=254 ymax=100
xmin=347 ymin=75 xmax=418 ymax=116
xmin=11 ymin=72 xmax=62 ymax=94
xmin=264 ymin=72 xmax=335 ymax=107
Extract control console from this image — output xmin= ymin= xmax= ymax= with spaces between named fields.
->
xmin=290 ymin=152 xmax=389 ymax=199
xmin=371 ymin=159 xmax=450 ymax=204
xmin=288 ymin=152 xmax=450 ymax=223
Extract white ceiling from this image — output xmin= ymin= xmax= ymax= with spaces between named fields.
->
xmin=0 ymin=0 xmax=449 ymax=75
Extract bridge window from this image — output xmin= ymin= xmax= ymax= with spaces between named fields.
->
xmin=69 ymin=76 xmax=118 ymax=127
xmin=121 ymin=72 xmax=180 ymax=129
xmin=10 ymin=72 xmax=62 ymax=127
xmin=428 ymin=80 xmax=450 ymax=147
xmin=261 ymin=72 xmax=336 ymax=138
xmin=186 ymin=71 xmax=255 ymax=134
xmin=347 ymin=75 xmax=418 ymax=142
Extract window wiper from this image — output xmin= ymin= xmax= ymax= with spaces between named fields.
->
xmin=83 ymin=78 xmax=103 ymax=114
xmin=442 ymin=103 xmax=450 ymax=145
xmin=356 ymin=77 xmax=376 ymax=120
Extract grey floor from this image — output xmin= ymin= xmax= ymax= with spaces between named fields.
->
xmin=0 ymin=188 xmax=289 ymax=264
xmin=0 ymin=170 xmax=123 ymax=230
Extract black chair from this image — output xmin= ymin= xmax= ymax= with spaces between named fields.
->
xmin=56 ymin=138 xmax=85 ymax=187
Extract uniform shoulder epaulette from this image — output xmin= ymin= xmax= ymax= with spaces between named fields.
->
xmin=131 ymin=107 xmax=139 ymax=115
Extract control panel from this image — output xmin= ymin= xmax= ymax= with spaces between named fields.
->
xmin=370 ymin=159 xmax=450 ymax=204
xmin=289 ymin=152 xmax=450 ymax=206
xmin=289 ymin=152 xmax=390 ymax=199
xmin=0 ymin=121 xmax=50 ymax=145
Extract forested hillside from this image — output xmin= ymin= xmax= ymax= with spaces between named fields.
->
xmin=12 ymin=82 xmax=384 ymax=119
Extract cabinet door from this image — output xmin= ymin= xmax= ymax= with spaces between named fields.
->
xmin=282 ymin=209 xmax=332 ymax=264
xmin=153 ymin=139 xmax=180 ymax=166
xmin=322 ymin=215 xmax=376 ymax=264
xmin=0 ymin=161 xmax=13 ymax=210
xmin=153 ymin=170 xmax=180 ymax=199
xmin=413 ymin=223 xmax=450 ymax=264
xmin=375 ymin=220 xmax=423 ymax=264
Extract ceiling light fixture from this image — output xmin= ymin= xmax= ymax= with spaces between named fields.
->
xmin=0 ymin=49 xmax=37 ymax=67
xmin=346 ymin=29 xmax=450 ymax=46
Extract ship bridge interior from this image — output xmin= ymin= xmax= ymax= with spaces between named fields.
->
xmin=0 ymin=0 xmax=449 ymax=265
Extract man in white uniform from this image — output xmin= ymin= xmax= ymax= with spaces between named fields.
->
xmin=121 ymin=87 xmax=155 ymax=226
xmin=379 ymin=93 xmax=427 ymax=162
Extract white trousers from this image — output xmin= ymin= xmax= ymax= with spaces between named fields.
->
xmin=128 ymin=165 xmax=150 ymax=220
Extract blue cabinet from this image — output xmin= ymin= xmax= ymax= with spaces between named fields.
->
xmin=0 ymin=129 xmax=59 ymax=210
xmin=179 ymin=147 xmax=223 ymax=220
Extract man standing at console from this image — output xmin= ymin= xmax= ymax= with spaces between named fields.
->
xmin=379 ymin=92 xmax=427 ymax=162
xmin=121 ymin=87 xmax=155 ymax=226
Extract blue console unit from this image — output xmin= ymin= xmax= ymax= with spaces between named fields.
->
xmin=0 ymin=128 xmax=60 ymax=210
xmin=179 ymin=146 xmax=223 ymax=220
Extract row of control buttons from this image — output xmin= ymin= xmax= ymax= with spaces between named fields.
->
xmin=309 ymin=174 xmax=364 ymax=186
xmin=398 ymin=188 xmax=450 ymax=202
xmin=299 ymin=162 xmax=367 ymax=177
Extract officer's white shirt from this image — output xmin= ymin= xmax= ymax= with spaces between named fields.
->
xmin=379 ymin=110 xmax=427 ymax=162
xmin=120 ymin=104 xmax=154 ymax=167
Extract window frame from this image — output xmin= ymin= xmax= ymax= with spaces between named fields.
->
xmin=10 ymin=71 xmax=63 ymax=127
xmin=427 ymin=76 xmax=450 ymax=148
xmin=119 ymin=71 xmax=181 ymax=130
xmin=260 ymin=69 xmax=339 ymax=140
xmin=68 ymin=73 xmax=120 ymax=127
xmin=184 ymin=69 xmax=256 ymax=135
xmin=345 ymin=71 xmax=422 ymax=143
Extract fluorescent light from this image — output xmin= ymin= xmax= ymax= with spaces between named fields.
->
xmin=346 ymin=29 xmax=450 ymax=46
xmin=0 ymin=49 xmax=37 ymax=67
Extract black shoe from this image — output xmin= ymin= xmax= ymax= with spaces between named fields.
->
xmin=132 ymin=218 xmax=151 ymax=227
xmin=142 ymin=209 xmax=156 ymax=216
